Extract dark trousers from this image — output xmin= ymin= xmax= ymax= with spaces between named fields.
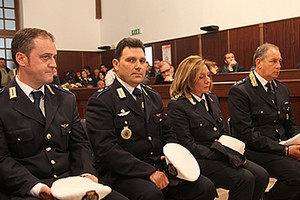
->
xmin=0 ymin=190 xmax=128 ymax=200
xmin=199 ymin=159 xmax=269 ymax=200
xmin=247 ymin=150 xmax=300 ymax=200
xmin=113 ymin=174 xmax=216 ymax=200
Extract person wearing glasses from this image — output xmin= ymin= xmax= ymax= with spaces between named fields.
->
xmin=86 ymin=37 xmax=216 ymax=200
xmin=154 ymin=60 xmax=174 ymax=84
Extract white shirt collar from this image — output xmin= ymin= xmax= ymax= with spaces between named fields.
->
xmin=191 ymin=93 xmax=206 ymax=103
xmin=15 ymin=75 xmax=45 ymax=101
xmin=116 ymin=77 xmax=141 ymax=96
xmin=253 ymin=70 xmax=269 ymax=91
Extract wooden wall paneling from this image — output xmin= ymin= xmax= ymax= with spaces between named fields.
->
xmin=174 ymin=35 xmax=199 ymax=67
xmin=264 ymin=17 xmax=300 ymax=69
xmin=201 ymin=30 xmax=228 ymax=67
xmin=229 ymin=25 xmax=260 ymax=71
xmin=57 ymin=51 xmax=83 ymax=81
xmin=81 ymin=51 xmax=102 ymax=70
xmin=100 ymin=50 xmax=115 ymax=69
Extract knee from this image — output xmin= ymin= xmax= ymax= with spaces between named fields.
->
xmin=195 ymin=175 xmax=217 ymax=199
xmin=237 ymin=170 xmax=256 ymax=186
xmin=255 ymin=167 xmax=269 ymax=187
xmin=138 ymin=188 xmax=164 ymax=200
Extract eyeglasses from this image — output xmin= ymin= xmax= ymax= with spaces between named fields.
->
xmin=161 ymin=68 xmax=171 ymax=74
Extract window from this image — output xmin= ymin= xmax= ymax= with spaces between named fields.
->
xmin=0 ymin=0 xmax=20 ymax=69
xmin=145 ymin=46 xmax=153 ymax=66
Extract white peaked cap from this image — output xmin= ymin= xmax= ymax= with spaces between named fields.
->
xmin=51 ymin=176 xmax=112 ymax=200
xmin=218 ymin=135 xmax=245 ymax=155
xmin=163 ymin=143 xmax=200 ymax=182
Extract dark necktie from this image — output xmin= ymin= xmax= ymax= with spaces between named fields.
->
xmin=200 ymin=99 xmax=207 ymax=110
xmin=133 ymin=87 xmax=144 ymax=111
xmin=266 ymin=82 xmax=276 ymax=104
xmin=200 ymin=99 xmax=213 ymax=116
xmin=31 ymin=91 xmax=44 ymax=116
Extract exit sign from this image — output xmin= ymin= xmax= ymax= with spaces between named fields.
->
xmin=131 ymin=28 xmax=142 ymax=35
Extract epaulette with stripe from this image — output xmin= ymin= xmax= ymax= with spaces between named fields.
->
xmin=234 ymin=78 xmax=246 ymax=86
xmin=96 ymin=86 xmax=111 ymax=98
xmin=0 ymin=87 xmax=5 ymax=94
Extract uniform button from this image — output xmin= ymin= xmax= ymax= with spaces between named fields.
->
xmin=46 ymin=133 xmax=52 ymax=139
xmin=279 ymin=139 xmax=282 ymax=142
xmin=199 ymin=123 xmax=203 ymax=127
xmin=275 ymin=129 xmax=279 ymax=133
xmin=51 ymin=160 xmax=56 ymax=165
xmin=278 ymin=111 xmax=281 ymax=115
xmin=124 ymin=121 xmax=128 ymax=125
xmin=54 ymin=174 xmax=57 ymax=178
xmin=159 ymin=118 xmax=162 ymax=122
xmin=150 ymin=152 xmax=153 ymax=155
xmin=46 ymin=147 xmax=52 ymax=152
xmin=213 ymin=127 xmax=218 ymax=131
xmin=148 ymin=136 xmax=152 ymax=141
xmin=260 ymin=110 xmax=264 ymax=114
xmin=17 ymin=138 xmax=21 ymax=141
xmin=274 ymin=119 xmax=277 ymax=123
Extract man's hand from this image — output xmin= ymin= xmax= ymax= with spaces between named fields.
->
xmin=164 ymin=75 xmax=173 ymax=82
xmin=83 ymin=174 xmax=98 ymax=183
xmin=229 ymin=60 xmax=237 ymax=67
xmin=287 ymin=145 xmax=300 ymax=160
xmin=149 ymin=170 xmax=169 ymax=190
xmin=39 ymin=185 xmax=53 ymax=200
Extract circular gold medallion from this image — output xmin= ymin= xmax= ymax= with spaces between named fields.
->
xmin=121 ymin=126 xmax=132 ymax=140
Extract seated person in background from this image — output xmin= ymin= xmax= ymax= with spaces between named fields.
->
xmin=0 ymin=57 xmax=10 ymax=88
xmin=295 ymin=62 xmax=300 ymax=69
xmin=207 ymin=61 xmax=219 ymax=75
xmin=79 ymin=69 xmax=95 ymax=88
xmin=154 ymin=60 xmax=174 ymax=84
xmin=149 ymin=58 xmax=161 ymax=77
xmin=86 ymin=37 xmax=216 ymax=200
xmin=99 ymin=63 xmax=108 ymax=75
xmin=220 ymin=52 xmax=244 ymax=73
xmin=168 ymin=55 xmax=269 ymax=200
xmin=97 ymin=79 xmax=105 ymax=89
xmin=0 ymin=27 xmax=127 ymax=200
xmin=228 ymin=43 xmax=300 ymax=200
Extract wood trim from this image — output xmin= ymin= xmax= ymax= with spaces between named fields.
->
xmin=96 ymin=0 xmax=102 ymax=19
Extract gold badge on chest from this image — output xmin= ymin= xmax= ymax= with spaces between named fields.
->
xmin=121 ymin=126 xmax=132 ymax=140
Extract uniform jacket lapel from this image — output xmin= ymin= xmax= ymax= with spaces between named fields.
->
xmin=8 ymin=79 xmax=45 ymax=125
xmin=45 ymin=85 xmax=60 ymax=131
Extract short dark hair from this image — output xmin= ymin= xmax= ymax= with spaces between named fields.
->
xmin=11 ymin=28 xmax=55 ymax=66
xmin=0 ymin=57 xmax=6 ymax=61
xmin=114 ymin=37 xmax=145 ymax=60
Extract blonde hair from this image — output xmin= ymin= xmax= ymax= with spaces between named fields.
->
xmin=170 ymin=55 xmax=214 ymax=98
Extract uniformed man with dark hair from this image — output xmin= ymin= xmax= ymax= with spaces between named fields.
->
xmin=228 ymin=43 xmax=300 ymax=200
xmin=86 ymin=37 xmax=216 ymax=200
xmin=0 ymin=28 xmax=127 ymax=200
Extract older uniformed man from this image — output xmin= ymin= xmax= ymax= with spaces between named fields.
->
xmin=86 ymin=37 xmax=216 ymax=200
xmin=228 ymin=43 xmax=300 ymax=200
xmin=0 ymin=28 xmax=127 ymax=200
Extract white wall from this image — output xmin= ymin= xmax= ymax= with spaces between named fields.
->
xmin=22 ymin=0 xmax=101 ymax=51
xmin=101 ymin=0 xmax=300 ymax=47
xmin=21 ymin=0 xmax=300 ymax=51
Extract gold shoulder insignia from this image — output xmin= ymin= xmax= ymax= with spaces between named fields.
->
xmin=249 ymin=71 xmax=258 ymax=87
xmin=9 ymin=86 xmax=17 ymax=99
xmin=117 ymin=88 xmax=126 ymax=99
xmin=46 ymin=85 xmax=55 ymax=95
xmin=141 ymin=87 xmax=148 ymax=96
xmin=272 ymin=80 xmax=277 ymax=88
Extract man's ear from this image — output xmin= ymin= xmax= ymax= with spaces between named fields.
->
xmin=112 ymin=58 xmax=119 ymax=72
xmin=15 ymin=52 xmax=27 ymax=67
